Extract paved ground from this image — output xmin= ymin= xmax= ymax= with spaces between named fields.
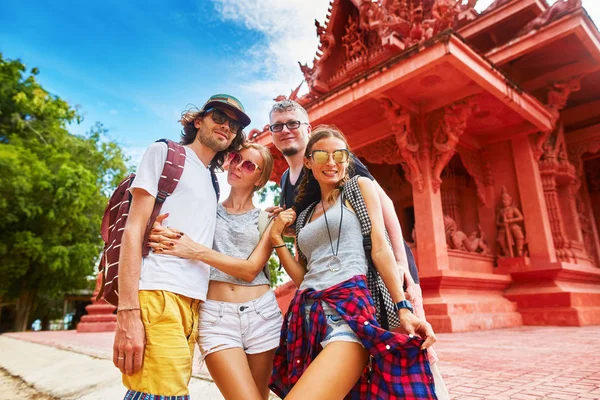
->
xmin=0 ymin=326 xmax=599 ymax=399
xmin=0 ymin=368 xmax=55 ymax=400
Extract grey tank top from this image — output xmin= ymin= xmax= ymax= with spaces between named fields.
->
xmin=297 ymin=196 xmax=368 ymax=292
xmin=210 ymin=204 xmax=270 ymax=286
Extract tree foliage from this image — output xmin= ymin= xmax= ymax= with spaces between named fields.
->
xmin=0 ymin=53 xmax=128 ymax=331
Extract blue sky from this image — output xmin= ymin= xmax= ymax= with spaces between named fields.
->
xmin=1 ymin=0 xmax=598 ymax=172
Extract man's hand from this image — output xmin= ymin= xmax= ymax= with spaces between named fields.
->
xmin=398 ymin=309 xmax=436 ymax=350
xmin=265 ymin=205 xmax=285 ymax=218
xmin=113 ymin=310 xmax=146 ymax=375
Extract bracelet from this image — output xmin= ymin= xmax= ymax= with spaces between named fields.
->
xmin=273 ymin=243 xmax=287 ymax=249
xmin=117 ymin=307 xmax=141 ymax=313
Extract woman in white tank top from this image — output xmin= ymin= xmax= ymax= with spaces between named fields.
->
xmin=149 ymin=142 xmax=281 ymax=400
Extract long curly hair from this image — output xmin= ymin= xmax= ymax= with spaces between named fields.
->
xmin=179 ymin=106 xmax=246 ymax=171
xmin=295 ymin=125 xmax=354 ymax=206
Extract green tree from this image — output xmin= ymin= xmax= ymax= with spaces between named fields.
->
xmin=257 ymin=181 xmax=281 ymax=207
xmin=0 ymin=54 xmax=128 ymax=331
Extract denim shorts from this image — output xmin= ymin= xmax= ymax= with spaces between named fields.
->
xmin=304 ymin=303 xmax=363 ymax=348
xmin=198 ymin=290 xmax=283 ymax=360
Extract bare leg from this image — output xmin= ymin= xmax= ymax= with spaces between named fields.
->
xmin=247 ymin=349 xmax=276 ymax=400
xmin=286 ymin=342 xmax=369 ymax=400
xmin=205 ymin=348 xmax=262 ymax=400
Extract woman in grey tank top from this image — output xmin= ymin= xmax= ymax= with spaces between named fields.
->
xmin=268 ymin=126 xmax=438 ymax=400
xmin=149 ymin=142 xmax=281 ymax=400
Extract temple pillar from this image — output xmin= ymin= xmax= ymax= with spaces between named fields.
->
xmin=414 ymin=115 xmax=521 ymax=333
xmin=497 ymin=135 xmax=600 ymax=327
xmin=510 ymin=136 xmax=557 ymax=263
xmin=77 ymin=273 xmax=117 ymax=333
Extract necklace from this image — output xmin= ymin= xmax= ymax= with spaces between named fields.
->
xmin=322 ymin=195 xmax=343 ymax=272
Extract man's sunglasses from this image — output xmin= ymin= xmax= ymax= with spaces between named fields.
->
xmin=228 ymin=152 xmax=262 ymax=174
xmin=308 ymin=149 xmax=350 ymax=164
xmin=269 ymin=120 xmax=308 ymax=133
xmin=207 ymin=108 xmax=243 ymax=134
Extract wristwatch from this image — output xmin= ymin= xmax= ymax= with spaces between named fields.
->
xmin=394 ymin=300 xmax=414 ymax=314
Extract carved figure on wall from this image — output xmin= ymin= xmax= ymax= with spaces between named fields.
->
xmin=576 ymin=195 xmax=595 ymax=260
xmin=536 ymin=77 xmax=580 ymax=158
xmin=431 ymin=98 xmax=478 ymax=191
xmin=342 ymin=16 xmax=368 ymax=61
xmin=496 ymin=186 xmax=527 ymax=257
xmin=378 ymin=97 xmax=423 ymax=191
xmin=519 ymin=0 xmax=582 ymax=35
xmin=444 ymin=214 xmax=491 ymax=254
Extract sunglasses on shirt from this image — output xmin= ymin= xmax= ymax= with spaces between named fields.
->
xmin=308 ymin=149 xmax=350 ymax=164
xmin=228 ymin=152 xmax=262 ymax=174
xmin=206 ymin=108 xmax=243 ymax=134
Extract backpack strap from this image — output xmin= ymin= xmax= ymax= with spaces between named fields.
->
xmin=279 ymin=169 xmax=290 ymax=208
xmin=258 ymin=209 xmax=270 ymax=238
xmin=142 ymin=139 xmax=186 ymax=256
xmin=210 ymin=169 xmax=220 ymax=202
xmin=256 ymin=209 xmax=272 ymax=283
xmin=294 ymin=200 xmax=319 ymax=264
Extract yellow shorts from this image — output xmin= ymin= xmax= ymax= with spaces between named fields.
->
xmin=122 ymin=290 xmax=200 ymax=396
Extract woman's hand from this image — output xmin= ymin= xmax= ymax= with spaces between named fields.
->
xmin=398 ymin=310 xmax=436 ymax=350
xmin=270 ymin=209 xmax=296 ymax=243
xmin=147 ymin=213 xmax=207 ymax=259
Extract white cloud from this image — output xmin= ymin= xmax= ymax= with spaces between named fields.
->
xmin=213 ymin=0 xmax=600 ymax=127
xmin=109 ymin=109 xmax=119 ymax=115
xmin=212 ymin=0 xmax=330 ymax=126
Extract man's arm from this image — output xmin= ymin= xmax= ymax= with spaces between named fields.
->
xmin=372 ymin=180 xmax=417 ymax=300
xmin=113 ymin=188 xmax=155 ymax=376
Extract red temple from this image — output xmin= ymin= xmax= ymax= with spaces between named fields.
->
xmin=257 ymin=0 xmax=600 ymax=332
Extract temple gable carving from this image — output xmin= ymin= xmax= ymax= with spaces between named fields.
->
xmin=297 ymin=0 xmax=477 ymax=100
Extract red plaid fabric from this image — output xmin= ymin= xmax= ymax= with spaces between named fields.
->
xmin=270 ymin=275 xmax=437 ymax=399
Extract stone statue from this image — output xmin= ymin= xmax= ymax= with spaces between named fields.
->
xmin=496 ymin=186 xmax=526 ymax=257
xmin=444 ymin=214 xmax=491 ymax=254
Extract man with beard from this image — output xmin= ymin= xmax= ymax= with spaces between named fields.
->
xmin=113 ymin=94 xmax=249 ymax=399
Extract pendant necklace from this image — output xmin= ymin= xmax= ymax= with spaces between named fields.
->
xmin=322 ymin=195 xmax=344 ymax=272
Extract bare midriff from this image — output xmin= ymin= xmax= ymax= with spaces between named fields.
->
xmin=206 ymin=281 xmax=270 ymax=303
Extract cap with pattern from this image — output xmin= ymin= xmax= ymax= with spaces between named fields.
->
xmin=201 ymin=94 xmax=251 ymax=128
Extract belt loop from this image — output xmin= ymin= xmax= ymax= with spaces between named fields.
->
xmin=219 ymin=302 xmax=224 ymax=318
xmin=252 ymin=298 xmax=260 ymax=314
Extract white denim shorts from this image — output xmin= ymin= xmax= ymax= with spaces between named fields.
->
xmin=198 ymin=289 xmax=283 ymax=360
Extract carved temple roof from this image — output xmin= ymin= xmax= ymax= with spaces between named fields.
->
xmin=294 ymin=0 xmax=584 ymax=106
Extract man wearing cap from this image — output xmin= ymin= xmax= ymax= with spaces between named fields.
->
xmin=113 ymin=94 xmax=250 ymax=399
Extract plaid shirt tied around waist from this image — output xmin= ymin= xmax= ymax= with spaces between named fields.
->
xmin=269 ymin=275 xmax=437 ymax=399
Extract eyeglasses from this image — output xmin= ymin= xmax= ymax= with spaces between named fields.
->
xmin=228 ymin=152 xmax=262 ymax=174
xmin=269 ymin=120 xmax=308 ymax=133
xmin=308 ymin=149 xmax=350 ymax=164
xmin=207 ymin=108 xmax=243 ymax=134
